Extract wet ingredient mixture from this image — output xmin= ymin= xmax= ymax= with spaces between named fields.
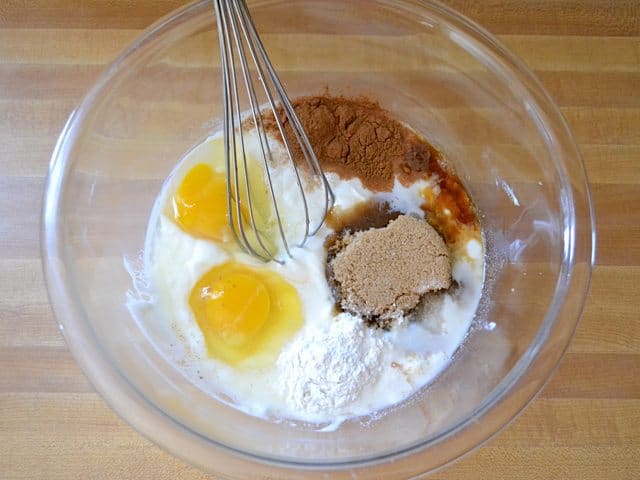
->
xmin=129 ymin=95 xmax=484 ymax=428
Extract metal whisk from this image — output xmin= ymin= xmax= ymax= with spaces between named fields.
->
xmin=213 ymin=0 xmax=334 ymax=263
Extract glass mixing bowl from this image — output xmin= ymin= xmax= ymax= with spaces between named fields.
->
xmin=41 ymin=0 xmax=595 ymax=478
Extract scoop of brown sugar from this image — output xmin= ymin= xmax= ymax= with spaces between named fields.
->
xmin=328 ymin=215 xmax=452 ymax=322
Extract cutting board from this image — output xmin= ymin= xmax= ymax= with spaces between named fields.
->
xmin=1 ymin=1 xmax=638 ymax=478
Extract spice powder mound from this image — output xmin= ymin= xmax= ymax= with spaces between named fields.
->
xmin=263 ymin=95 xmax=479 ymax=244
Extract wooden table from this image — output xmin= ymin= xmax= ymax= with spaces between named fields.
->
xmin=1 ymin=1 xmax=638 ymax=478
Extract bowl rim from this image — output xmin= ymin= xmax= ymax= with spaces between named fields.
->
xmin=41 ymin=0 xmax=596 ymax=475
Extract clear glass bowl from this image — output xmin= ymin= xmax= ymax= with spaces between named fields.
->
xmin=41 ymin=1 xmax=595 ymax=478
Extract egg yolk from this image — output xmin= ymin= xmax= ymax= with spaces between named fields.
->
xmin=169 ymin=137 xmax=276 ymax=252
xmin=170 ymin=163 xmax=237 ymax=242
xmin=189 ymin=262 xmax=302 ymax=365
xmin=203 ymin=272 xmax=270 ymax=348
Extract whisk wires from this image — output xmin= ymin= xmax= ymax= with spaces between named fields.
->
xmin=213 ymin=0 xmax=335 ymax=263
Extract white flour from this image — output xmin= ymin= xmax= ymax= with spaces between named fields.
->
xmin=276 ymin=313 xmax=384 ymax=414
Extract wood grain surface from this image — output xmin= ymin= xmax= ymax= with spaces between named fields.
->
xmin=1 ymin=1 xmax=639 ymax=479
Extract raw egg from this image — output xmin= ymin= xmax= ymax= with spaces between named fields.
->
xmin=169 ymin=137 xmax=275 ymax=250
xmin=189 ymin=261 xmax=303 ymax=365
xmin=170 ymin=162 xmax=234 ymax=242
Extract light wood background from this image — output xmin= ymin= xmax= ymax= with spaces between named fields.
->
xmin=1 ymin=1 xmax=639 ymax=479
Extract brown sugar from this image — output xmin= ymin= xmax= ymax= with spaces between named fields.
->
xmin=327 ymin=215 xmax=452 ymax=326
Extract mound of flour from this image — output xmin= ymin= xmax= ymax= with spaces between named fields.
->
xmin=276 ymin=314 xmax=384 ymax=414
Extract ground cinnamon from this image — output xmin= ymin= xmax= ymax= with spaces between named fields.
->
xmin=265 ymin=95 xmax=434 ymax=191
xmin=263 ymin=95 xmax=478 ymax=243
